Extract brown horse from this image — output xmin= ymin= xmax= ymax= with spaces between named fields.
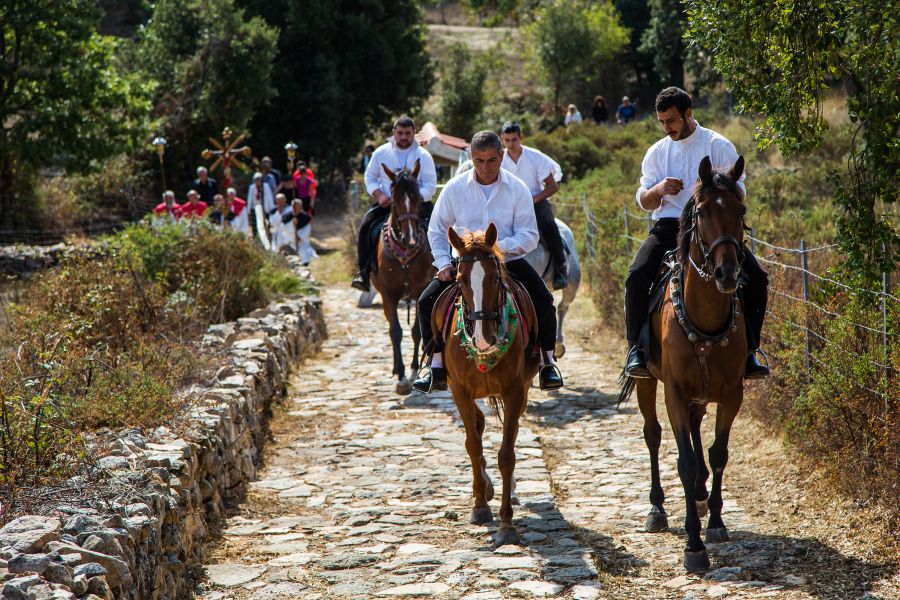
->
xmin=622 ymin=156 xmax=749 ymax=572
xmin=371 ymin=160 xmax=435 ymax=394
xmin=438 ymin=224 xmax=540 ymax=546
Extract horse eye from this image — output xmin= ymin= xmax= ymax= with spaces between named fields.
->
xmin=696 ymin=208 xmax=704 ymax=218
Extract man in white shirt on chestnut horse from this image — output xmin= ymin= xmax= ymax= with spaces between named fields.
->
xmin=623 ymin=87 xmax=769 ymax=380
xmin=412 ymin=131 xmax=564 ymax=393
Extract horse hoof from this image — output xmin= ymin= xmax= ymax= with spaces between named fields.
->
xmin=683 ymin=549 xmax=710 ymax=573
xmin=470 ymin=506 xmax=493 ymax=525
xmin=494 ymin=527 xmax=521 ymax=547
xmin=696 ymin=499 xmax=709 ymax=518
xmin=645 ymin=508 xmax=669 ymax=533
xmin=511 ymin=494 xmax=520 ymax=506
xmin=481 ymin=468 xmax=494 ymax=502
xmin=705 ymin=527 xmax=729 ymax=543
xmin=395 ymin=378 xmax=411 ymax=395
xmin=555 ymin=342 xmax=566 ymax=359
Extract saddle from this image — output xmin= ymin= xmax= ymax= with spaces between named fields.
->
xmin=432 ymin=277 xmax=538 ymax=352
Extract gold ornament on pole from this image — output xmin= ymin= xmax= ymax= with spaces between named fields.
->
xmin=152 ymin=136 xmax=167 ymax=191
xmin=284 ymin=141 xmax=298 ymax=175
xmin=201 ymin=127 xmax=252 ymax=189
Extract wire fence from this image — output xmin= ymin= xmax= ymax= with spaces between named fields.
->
xmin=550 ymin=192 xmax=896 ymax=398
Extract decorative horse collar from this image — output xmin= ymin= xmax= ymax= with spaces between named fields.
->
xmin=382 ymin=214 xmax=424 ymax=265
xmin=454 ymin=288 xmax=519 ymax=373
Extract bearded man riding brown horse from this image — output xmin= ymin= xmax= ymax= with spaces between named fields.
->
xmin=412 ymin=130 xmax=564 ymax=393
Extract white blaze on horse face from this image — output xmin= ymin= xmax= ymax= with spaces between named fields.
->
xmin=716 ymin=196 xmax=725 ymax=207
xmin=403 ymin=193 xmax=416 ymax=244
xmin=471 ymin=261 xmax=491 ymax=351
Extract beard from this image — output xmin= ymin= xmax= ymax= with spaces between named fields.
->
xmin=395 ymin=138 xmax=412 ymax=149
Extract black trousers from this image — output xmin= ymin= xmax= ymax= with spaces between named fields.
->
xmin=624 ymin=218 xmax=768 ymax=351
xmin=356 ymin=201 xmax=434 ymax=273
xmin=419 ymin=258 xmax=558 ymax=355
xmin=534 ymin=200 xmax=566 ymax=270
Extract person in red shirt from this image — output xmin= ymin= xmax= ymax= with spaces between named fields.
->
xmin=292 ymin=162 xmax=317 ymax=217
xmin=179 ymin=189 xmax=208 ymax=218
xmin=152 ymin=190 xmax=181 ymax=225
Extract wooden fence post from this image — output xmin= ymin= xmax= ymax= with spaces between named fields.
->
xmin=800 ymin=240 xmax=812 ymax=382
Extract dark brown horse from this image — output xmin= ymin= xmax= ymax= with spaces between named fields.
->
xmin=371 ymin=161 xmax=434 ymax=394
xmin=622 ymin=156 xmax=749 ymax=572
xmin=438 ymin=224 xmax=540 ymax=546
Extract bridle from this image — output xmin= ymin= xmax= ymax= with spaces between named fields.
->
xmin=684 ymin=192 xmax=748 ymax=283
xmin=456 ymin=253 xmax=505 ymax=323
xmin=389 ymin=177 xmax=423 ymax=242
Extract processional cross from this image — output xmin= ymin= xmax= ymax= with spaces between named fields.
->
xmin=202 ymin=127 xmax=252 ymax=189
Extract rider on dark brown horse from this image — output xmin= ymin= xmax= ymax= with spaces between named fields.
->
xmin=351 ymin=116 xmax=437 ymax=292
xmin=412 ymin=130 xmax=565 ymax=393
xmin=624 ymin=87 xmax=769 ymax=380
xmin=500 ymin=121 xmax=568 ymax=290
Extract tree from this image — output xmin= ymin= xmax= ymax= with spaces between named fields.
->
xmin=235 ymin=0 xmax=434 ymax=177
xmin=639 ymin=0 xmax=685 ymax=89
xmin=137 ymin=0 xmax=278 ymax=194
xmin=524 ymin=0 xmax=630 ymax=112
xmin=0 ymin=0 xmax=152 ymax=227
xmin=687 ymin=0 xmax=899 ymax=285
xmin=440 ymin=43 xmax=489 ymax=138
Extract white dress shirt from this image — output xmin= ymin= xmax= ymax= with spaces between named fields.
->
xmin=501 ymin=145 xmax=563 ymax=197
xmin=428 ymin=168 xmax=539 ymax=270
xmin=364 ymin=138 xmax=437 ymax=201
xmin=636 ymin=123 xmax=745 ymax=220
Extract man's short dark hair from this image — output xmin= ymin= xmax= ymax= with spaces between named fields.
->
xmin=394 ymin=116 xmax=416 ymax=130
xmin=655 ymin=87 xmax=692 ymax=115
xmin=500 ymin=121 xmax=522 ymax=135
xmin=470 ymin=130 xmax=502 ymax=154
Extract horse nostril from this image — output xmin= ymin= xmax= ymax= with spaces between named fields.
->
xmin=715 ymin=266 xmax=726 ymax=282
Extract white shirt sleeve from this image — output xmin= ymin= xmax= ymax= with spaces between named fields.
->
xmin=710 ymin=137 xmax=746 ymax=195
xmin=539 ymin=150 xmax=563 ymax=183
xmin=416 ymin=150 xmax=438 ymax=201
xmin=497 ymin=180 xmax=539 ymax=259
xmin=364 ymin=147 xmax=384 ymax=197
xmin=263 ymin=186 xmax=275 ymax=214
xmin=636 ymin=145 xmax=663 ymax=211
xmin=428 ymin=186 xmax=455 ymax=271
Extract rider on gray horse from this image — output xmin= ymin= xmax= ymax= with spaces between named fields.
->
xmin=351 ymin=116 xmax=437 ymax=292
xmin=500 ymin=121 xmax=569 ymax=290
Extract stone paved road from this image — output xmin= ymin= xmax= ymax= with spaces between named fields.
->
xmin=197 ymin=287 xmax=897 ymax=600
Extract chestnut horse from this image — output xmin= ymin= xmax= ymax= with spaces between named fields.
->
xmin=621 ymin=156 xmax=749 ymax=572
xmin=439 ymin=224 xmax=540 ymax=546
xmin=371 ymin=161 xmax=434 ymax=394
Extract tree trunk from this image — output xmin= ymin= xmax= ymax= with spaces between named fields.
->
xmin=0 ymin=149 xmax=14 ymax=231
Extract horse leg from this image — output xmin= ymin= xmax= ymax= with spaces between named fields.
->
xmin=666 ymin=386 xmax=708 ymax=572
xmin=554 ymin=294 xmax=569 ymax=359
xmin=689 ymin=402 xmax=710 ymax=519
xmin=637 ymin=378 xmax=667 ymax=532
xmin=454 ymin=387 xmax=492 ymax=525
xmin=495 ymin=386 xmax=525 ymax=546
xmin=706 ymin=392 xmax=742 ymax=543
xmin=411 ymin=309 xmax=421 ymax=374
xmin=383 ymin=301 xmax=408 ymax=395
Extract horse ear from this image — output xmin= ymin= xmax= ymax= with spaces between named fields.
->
xmin=382 ymin=163 xmax=396 ymax=181
xmin=698 ymin=156 xmax=713 ymax=183
xmin=448 ymin=227 xmax=464 ymax=253
xmin=484 ymin=223 xmax=498 ymax=247
xmin=411 ymin=159 xmax=421 ymax=179
xmin=729 ymin=155 xmax=744 ymax=182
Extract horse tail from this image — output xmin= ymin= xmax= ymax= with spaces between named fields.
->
xmin=617 ymin=369 xmax=636 ymax=406
xmin=488 ymin=396 xmax=504 ymax=424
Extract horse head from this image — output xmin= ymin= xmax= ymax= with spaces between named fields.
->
xmin=382 ymin=159 xmax=423 ymax=247
xmin=678 ymin=156 xmax=747 ymax=293
xmin=449 ymin=223 xmax=505 ymax=352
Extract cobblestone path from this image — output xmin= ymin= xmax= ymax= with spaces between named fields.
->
xmin=198 ymin=287 xmax=897 ymax=599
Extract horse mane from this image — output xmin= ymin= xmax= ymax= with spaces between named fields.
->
xmin=459 ymin=230 xmax=507 ymax=274
xmin=676 ymin=171 xmax=744 ymax=266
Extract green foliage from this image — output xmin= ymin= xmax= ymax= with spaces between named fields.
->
xmin=0 ymin=223 xmax=309 ymax=484
xmin=0 ymin=0 xmax=153 ymax=227
xmin=523 ymin=0 xmax=630 ymax=111
xmin=235 ymin=0 xmax=434 ymax=174
xmin=638 ymin=0 xmax=685 ymax=88
xmin=440 ymin=43 xmax=490 ymax=138
xmin=138 ymin=0 xmax=278 ymax=195
xmin=686 ymin=0 xmax=899 ymax=287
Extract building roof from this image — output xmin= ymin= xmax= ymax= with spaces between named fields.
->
xmin=416 ymin=122 xmax=469 ymax=164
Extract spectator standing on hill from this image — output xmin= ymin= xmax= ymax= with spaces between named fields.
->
xmin=260 ymin=156 xmax=280 ymax=193
xmin=276 ymin=172 xmax=298 ymax=204
xmin=564 ymin=104 xmax=583 ymax=126
xmin=248 ymin=172 xmax=275 ymax=219
xmin=360 ymin=143 xmax=376 ymax=173
xmin=194 ymin=167 xmax=218 ymax=205
xmin=592 ymin=96 xmax=609 ymax=124
xmin=153 ymin=190 xmax=181 ymax=225
xmin=179 ymin=189 xmax=208 ymax=218
xmin=294 ymin=162 xmax=317 ymax=217
xmin=616 ymin=96 xmax=637 ymax=124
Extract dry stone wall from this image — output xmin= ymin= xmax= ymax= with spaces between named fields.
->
xmin=0 ymin=262 xmax=326 ymax=600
